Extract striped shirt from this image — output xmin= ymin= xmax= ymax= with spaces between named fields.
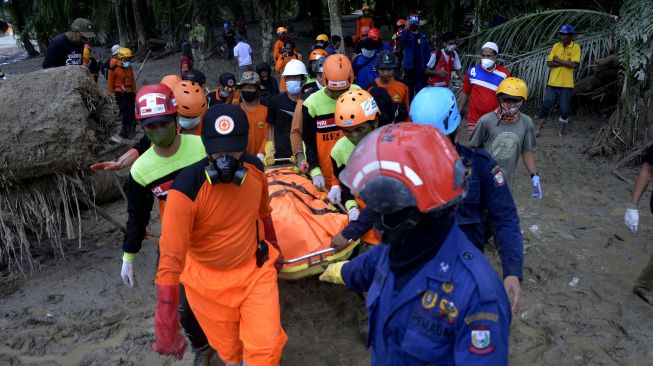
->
xmin=462 ymin=65 xmax=510 ymax=125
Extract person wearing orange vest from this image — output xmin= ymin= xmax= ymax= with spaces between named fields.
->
xmin=355 ymin=3 xmax=375 ymax=40
xmin=425 ymin=32 xmax=464 ymax=88
xmin=173 ymin=80 xmax=208 ymax=136
xmin=301 ymin=55 xmax=359 ymax=190
xmin=274 ymin=39 xmax=302 ymax=93
xmin=371 ymin=51 xmax=409 ymax=121
xmin=329 ymin=89 xmax=381 ymax=244
xmin=273 ymin=27 xmax=288 ymax=61
xmin=152 ymin=104 xmax=287 ymax=365
xmin=237 ymin=71 xmax=270 ymax=158
xmin=108 ymin=47 xmax=136 ymax=139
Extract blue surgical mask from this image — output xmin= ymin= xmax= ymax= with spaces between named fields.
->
xmin=286 ymin=80 xmax=302 ymax=95
xmin=361 ymin=48 xmax=375 ymax=58
xmin=122 ymin=61 xmax=131 ymax=68
xmin=178 ymin=115 xmax=201 ymax=129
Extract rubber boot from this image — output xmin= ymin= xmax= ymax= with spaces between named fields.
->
xmin=193 ymin=344 xmax=220 ymax=366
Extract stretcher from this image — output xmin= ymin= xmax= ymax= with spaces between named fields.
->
xmin=265 ymin=166 xmax=359 ymax=280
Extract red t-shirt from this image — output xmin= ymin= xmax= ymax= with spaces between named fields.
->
xmin=461 ymin=64 xmax=510 ymax=125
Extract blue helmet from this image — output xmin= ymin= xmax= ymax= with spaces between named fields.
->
xmin=558 ymin=24 xmax=575 ymax=34
xmin=407 ymin=14 xmax=420 ymax=26
xmin=223 ymin=22 xmax=230 ymax=30
xmin=410 ymin=87 xmax=461 ymax=136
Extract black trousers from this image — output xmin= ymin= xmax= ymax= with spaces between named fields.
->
xmin=115 ymin=92 xmax=136 ymax=138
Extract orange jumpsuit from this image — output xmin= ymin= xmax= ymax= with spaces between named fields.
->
xmin=156 ymin=156 xmax=287 ymax=366
xmin=241 ymin=103 xmax=269 ymax=155
xmin=273 ymin=39 xmax=285 ymax=61
xmin=356 ymin=16 xmax=375 ymax=40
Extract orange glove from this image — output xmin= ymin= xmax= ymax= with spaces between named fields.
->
xmin=152 ymin=285 xmax=186 ymax=359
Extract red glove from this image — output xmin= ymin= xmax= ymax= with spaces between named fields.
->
xmin=152 ymin=285 xmax=186 ymax=360
xmin=262 ymin=216 xmax=284 ymax=272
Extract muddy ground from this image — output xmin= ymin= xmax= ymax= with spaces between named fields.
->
xmin=1 ymin=17 xmax=653 ymax=366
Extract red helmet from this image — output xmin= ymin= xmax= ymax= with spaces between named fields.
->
xmin=368 ymin=28 xmax=381 ymax=41
xmin=339 ymin=123 xmax=465 ymax=214
xmin=135 ymin=83 xmax=178 ymax=122
xmin=396 ymin=19 xmax=406 ymax=27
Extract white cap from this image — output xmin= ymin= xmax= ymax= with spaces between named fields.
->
xmin=482 ymin=42 xmax=499 ymax=54
xmin=111 ymin=45 xmax=121 ymax=55
xmin=282 ymin=59 xmax=308 ymax=76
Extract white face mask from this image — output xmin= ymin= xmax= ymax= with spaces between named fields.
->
xmin=446 ymin=44 xmax=457 ymax=52
xmin=178 ymin=115 xmax=201 ymax=130
xmin=361 ymin=48 xmax=375 ymax=58
xmin=481 ymin=58 xmax=496 ymax=70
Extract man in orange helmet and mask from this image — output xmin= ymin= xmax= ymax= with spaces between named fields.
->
xmin=301 ymin=55 xmax=359 ymax=203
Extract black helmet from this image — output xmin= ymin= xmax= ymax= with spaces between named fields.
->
xmin=184 ymin=69 xmax=206 ymax=85
xmin=376 ymin=51 xmax=398 ymax=69
xmin=218 ymin=72 xmax=236 ymax=87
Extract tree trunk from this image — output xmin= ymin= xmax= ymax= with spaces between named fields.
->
xmin=113 ymin=0 xmax=128 ymax=47
xmin=327 ymin=0 xmax=344 ymax=53
xmin=309 ymin=0 xmax=325 ymax=35
xmin=253 ymin=0 xmax=274 ymax=63
xmin=131 ymin=0 xmax=148 ymax=51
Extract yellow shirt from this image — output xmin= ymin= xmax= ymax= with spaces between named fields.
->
xmin=546 ymin=41 xmax=581 ymax=88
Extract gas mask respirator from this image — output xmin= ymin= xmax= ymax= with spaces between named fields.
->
xmin=204 ymin=155 xmax=248 ymax=186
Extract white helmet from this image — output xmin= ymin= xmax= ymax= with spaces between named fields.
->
xmin=282 ymin=59 xmax=308 ymax=76
xmin=111 ymin=44 xmax=121 ymax=55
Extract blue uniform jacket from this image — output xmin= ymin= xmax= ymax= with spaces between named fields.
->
xmin=352 ymin=53 xmax=379 ymax=90
xmin=456 ymin=144 xmax=524 ymax=279
xmin=398 ymin=30 xmax=430 ymax=71
xmin=341 ymin=226 xmax=511 ymax=365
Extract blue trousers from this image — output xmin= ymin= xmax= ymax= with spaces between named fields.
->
xmin=537 ymin=86 xmax=572 ymax=122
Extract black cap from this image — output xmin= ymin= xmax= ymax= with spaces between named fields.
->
xmin=218 ymin=72 xmax=236 ymax=87
xmin=201 ymin=104 xmax=249 ymax=154
xmin=184 ymin=69 xmax=206 ymax=85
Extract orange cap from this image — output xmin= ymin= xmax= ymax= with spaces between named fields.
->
xmin=335 ymin=89 xmax=379 ymax=127
xmin=323 ymin=54 xmax=354 ymax=90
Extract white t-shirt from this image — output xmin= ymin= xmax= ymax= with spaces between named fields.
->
xmin=426 ymin=49 xmax=462 ymax=70
xmin=233 ymin=42 xmax=252 ymax=66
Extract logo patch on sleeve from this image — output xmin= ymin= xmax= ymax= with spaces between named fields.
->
xmin=468 ymin=325 xmax=495 ymax=355
xmin=491 ymin=166 xmax=505 ymax=187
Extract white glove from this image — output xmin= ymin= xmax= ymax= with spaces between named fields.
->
xmin=348 ymin=207 xmax=360 ymax=222
xmin=121 ymin=258 xmax=135 ymax=287
xmin=625 ymin=204 xmax=639 ymax=233
xmin=257 ymin=153 xmax=265 ymax=163
xmin=327 ymin=185 xmax=342 ymax=204
xmin=531 ymin=175 xmax=542 ymax=199
xmin=312 ymin=174 xmax=326 ymax=189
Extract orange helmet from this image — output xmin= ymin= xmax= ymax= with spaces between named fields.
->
xmin=335 ymin=89 xmax=379 ymax=127
xmin=309 ymin=48 xmax=328 ymax=62
xmin=322 ymin=54 xmax=354 ymax=90
xmin=173 ymin=80 xmax=208 ymax=117
xmin=340 ymin=123 xmax=465 ymax=214
xmin=160 ymin=74 xmax=182 ymax=91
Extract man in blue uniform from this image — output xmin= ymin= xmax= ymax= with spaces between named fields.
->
xmin=394 ymin=14 xmax=430 ymax=97
xmin=411 ymin=87 xmax=524 ymax=314
xmin=320 ymin=123 xmax=511 ymax=364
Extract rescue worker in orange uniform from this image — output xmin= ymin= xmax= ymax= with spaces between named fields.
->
xmin=108 ymin=47 xmax=136 ymax=139
xmin=274 ymin=39 xmax=302 ymax=93
xmin=237 ymin=71 xmax=270 ymax=159
xmin=301 ymin=54 xmax=359 ymax=191
xmin=356 ymin=3 xmax=375 ymax=40
xmin=273 ymin=26 xmax=288 ymax=61
xmin=153 ymin=103 xmax=287 ymax=365
xmin=173 ymin=80 xmax=208 ymax=136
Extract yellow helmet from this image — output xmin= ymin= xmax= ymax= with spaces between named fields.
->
xmin=496 ymin=77 xmax=528 ymax=101
xmin=117 ymin=47 xmax=133 ymax=59
xmin=316 ymin=34 xmax=329 ymax=42
xmin=276 ymin=26 xmax=288 ymax=34
xmin=362 ymin=3 xmax=371 ymax=10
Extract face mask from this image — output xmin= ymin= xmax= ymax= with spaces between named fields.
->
xmin=481 ymin=58 xmax=495 ymax=70
xmin=122 ymin=61 xmax=131 ymax=68
xmin=361 ymin=48 xmax=375 ymax=58
xmin=206 ymin=155 xmax=248 ymax=185
xmin=371 ymin=207 xmax=421 ymax=246
xmin=286 ymin=80 xmax=302 ymax=95
xmin=446 ymin=45 xmax=456 ymax=52
xmin=145 ymin=123 xmax=176 ymax=147
xmin=240 ymin=90 xmax=258 ymax=102
xmin=179 ymin=115 xmax=201 ymax=130
xmin=219 ymin=89 xmax=232 ymax=98
xmin=500 ymin=100 xmax=523 ymax=116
